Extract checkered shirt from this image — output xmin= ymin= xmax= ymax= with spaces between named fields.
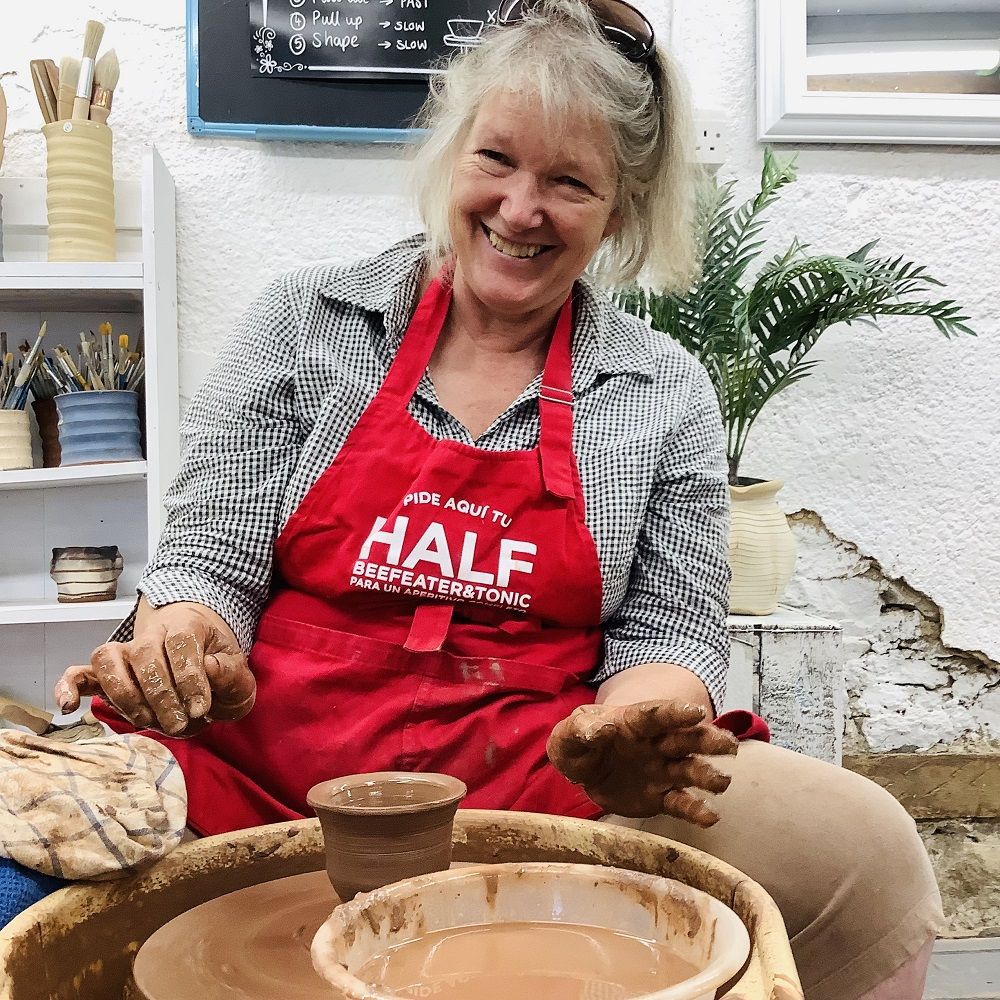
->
xmin=115 ymin=235 xmax=731 ymax=708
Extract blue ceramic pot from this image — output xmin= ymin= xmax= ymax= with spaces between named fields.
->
xmin=56 ymin=390 xmax=143 ymax=466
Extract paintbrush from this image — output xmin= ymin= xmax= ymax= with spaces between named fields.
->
xmin=56 ymin=346 xmax=87 ymax=389
xmin=30 ymin=60 xmax=58 ymax=124
xmin=116 ymin=333 xmax=129 ymax=388
xmin=6 ymin=322 xmax=47 ymax=409
xmin=89 ymin=50 xmax=119 ymax=126
xmin=57 ymin=57 xmax=80 ymax=121
xmin=72 ymin=20 xmax=105 ymax=121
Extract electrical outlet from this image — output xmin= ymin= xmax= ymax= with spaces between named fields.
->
xmin=693 ymin=111 xmax=727 ymax=168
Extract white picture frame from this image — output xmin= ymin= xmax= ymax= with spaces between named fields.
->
xmin=757 ymin=0 xmax=1000 ymax=145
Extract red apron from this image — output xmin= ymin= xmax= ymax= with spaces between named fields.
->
xmin=97 ymin=275 xmax=767 ymax=835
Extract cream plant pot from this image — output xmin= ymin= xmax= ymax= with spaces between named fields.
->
xmin=728 ymin=479 xmax=796 ymax=615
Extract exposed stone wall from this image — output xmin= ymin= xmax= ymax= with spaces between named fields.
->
xmin=786 ymin=511 xmax=999 ymax=756
xmin=787 ymin=513 xmax=999 ymax=937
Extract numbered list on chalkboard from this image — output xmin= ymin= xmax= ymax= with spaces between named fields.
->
xmin=251 ymin=0 xmax=501 ymax=79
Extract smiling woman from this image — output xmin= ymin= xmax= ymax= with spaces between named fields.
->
xmin=58 ymin=3 xmax=941 ymax=998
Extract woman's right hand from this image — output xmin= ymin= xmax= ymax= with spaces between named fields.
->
xmin=54 ymin=601 xmax=256 ymax=737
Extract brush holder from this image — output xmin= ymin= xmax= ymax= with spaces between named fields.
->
xmin=43 ymin=120 xmax=116 ymax=262
xmin=0 ymin=410 xmax=32 ymax=471
xmin=31 ymin=397 xmax=61 ymax=467
xmin=56 ymin=390 xmax=142 ymax=466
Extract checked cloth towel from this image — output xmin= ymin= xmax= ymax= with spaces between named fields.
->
xmin=0 ymin=730 xmax=186 ymax=880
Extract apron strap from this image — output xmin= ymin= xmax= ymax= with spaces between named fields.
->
xmin=537 ymin=294 xmax=577 ymax=500
xmin=404 ymin=603 xmax=455 ymax=652
xmin=379 ymin=275 xmax=453 ymax=404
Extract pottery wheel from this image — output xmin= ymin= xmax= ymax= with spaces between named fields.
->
xmin=130 ymin=872 xmax=337 ymax=1000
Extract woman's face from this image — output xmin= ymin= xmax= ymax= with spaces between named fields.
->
xmin=447 ymin=89 xmax=621 ymax=323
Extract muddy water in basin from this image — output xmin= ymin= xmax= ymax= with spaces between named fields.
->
xmin=357 ymin=921 xmax=701 ymax=1000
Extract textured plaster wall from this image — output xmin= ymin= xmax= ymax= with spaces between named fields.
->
xmin=2 ymin=1 xmax=998 ymax=743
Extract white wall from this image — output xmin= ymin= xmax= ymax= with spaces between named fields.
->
xmin=2 ymin=1 xmax=997 ymax=748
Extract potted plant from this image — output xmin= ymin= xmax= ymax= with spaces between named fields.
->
xmin=616 ymin=149 xmax=974 ymax=614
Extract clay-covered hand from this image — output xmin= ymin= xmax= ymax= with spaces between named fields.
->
xmin=547 ymin=700 xmax=738 ymax=825
xmin=54 ymin=602 xmax=256 ymax=737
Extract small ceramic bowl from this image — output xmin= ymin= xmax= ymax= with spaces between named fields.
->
xmin=50 ymin=545 xmax=123 ymax=603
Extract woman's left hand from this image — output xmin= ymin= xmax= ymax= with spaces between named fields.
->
xmin=547 ymin=701 xmax=738 ymax=825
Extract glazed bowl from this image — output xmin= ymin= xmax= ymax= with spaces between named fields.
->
xmin=311 ymin=862 xmax=751 ymax=1000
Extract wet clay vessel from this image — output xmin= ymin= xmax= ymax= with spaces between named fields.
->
xmin=307 ymin=771 xmax=467 ymax=902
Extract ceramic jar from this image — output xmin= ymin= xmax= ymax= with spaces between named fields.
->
xmin=50 ymin=545 xmax=123 ymax=603
xmin=31 ymin=397 xmax=61 ymax=467
xmin=56 ymin=390 xmax=142 ymax=466
xmin=728 ymin=479 xmax=797 ymax=615
xmin=0 ymin=410 xmax=32 ymax=471
xmin=43 ymin=119 xmax=116 ymax=262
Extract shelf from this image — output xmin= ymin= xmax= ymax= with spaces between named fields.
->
xmin=0 ymin=262 xmax=144 ymax=311
xmin=0 ymin=597 xmax=134 ymax=625
xmin=0 ymin=461 xmax=147 ymax=491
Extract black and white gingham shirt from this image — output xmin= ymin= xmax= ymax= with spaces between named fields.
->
xmin=119 ymin=236 xmax=731 ymax=708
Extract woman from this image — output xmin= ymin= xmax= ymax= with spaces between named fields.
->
xmin=57 ymin=2 xmax=941 ymax=997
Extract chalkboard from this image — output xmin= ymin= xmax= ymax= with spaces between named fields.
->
xmin=188 ymin=0 xmax=499 ymax=142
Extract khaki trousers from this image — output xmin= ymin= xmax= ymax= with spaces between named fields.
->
xmin=606 ymin=740 xmax=943 ymax=1000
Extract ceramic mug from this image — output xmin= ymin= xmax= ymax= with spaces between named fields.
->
xmin=56 ymin=390 xmax=142 ymax=466
xmin=43 ymin=119 xmax=116 ymax=262
xmin=0 ymin=410 xmax=32 ymax=471
xmin=50 ymin=545 xmax=124 ymax=603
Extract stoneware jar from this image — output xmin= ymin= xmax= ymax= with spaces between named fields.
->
xmin=43 ymin=119 xmax=116 ymax=262
xmin=728 ymin=478 xmax=797 ymax=615
xmin=31 ymin=397 xmax=61 ymax=467
xmin=56 ymin=390 xmax=142 ymax=466
xmin=0 ymin=410 xmax=32 ymax=471
xmin=50 ymin=545 xmax=123 ymax=603
xmin=308 ymin=771 xmax=467 ymax=903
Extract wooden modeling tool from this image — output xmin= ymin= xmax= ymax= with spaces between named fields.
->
xmin=89 ymin=49 xmax=119 ymax=125
xmin=43 ymin=59 xmax=60 ymax=104
xmin=0 ymin=81 xmax=7 ymax=170
xmin=58 ymin=56 xmax=80 ymax=121
xmin=72 ymin=19 xmax=105 ymax=121
xmin=30 ymin=60 xmax=57 ymax=124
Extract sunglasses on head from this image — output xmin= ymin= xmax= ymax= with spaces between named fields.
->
xmin=497 ymin=0 xmax=656 ymax=65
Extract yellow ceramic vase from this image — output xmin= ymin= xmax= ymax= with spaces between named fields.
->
xmin=728 ymin=478 xmax=797 ymax=615
xmin=43 ymin=120 xmax=116 ymax=262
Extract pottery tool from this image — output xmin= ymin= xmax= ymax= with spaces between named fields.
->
xmin=43 ymin=60 xmax=60 ymax=104
xmin=89 ymin=49 xmax=119 ymax=125
xmin=124 ymin=356 xmax=145 ymax=392
xmin=57 ymin=56 xmax=80 ymax=121
xmin=30 ymin=60 xmax=58 ymax=124
xmin=0 ymin=81 xmax=7 ymax=170
xmin=73 ymin=20 xmax=105 ymax=121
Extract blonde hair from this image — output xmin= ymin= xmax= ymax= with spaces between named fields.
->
xmin=410 ymin=0 xmax=698 ymax=292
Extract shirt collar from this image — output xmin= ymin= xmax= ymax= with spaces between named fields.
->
xmin=319 ymin=234 xmax=656 ymax=389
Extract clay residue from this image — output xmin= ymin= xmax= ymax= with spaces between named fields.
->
xmin=482 ymin=872 xmax=499 ymax=908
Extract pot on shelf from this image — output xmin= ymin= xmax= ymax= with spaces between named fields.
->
xmin=728 ymin=478 xmax=796 ymax=615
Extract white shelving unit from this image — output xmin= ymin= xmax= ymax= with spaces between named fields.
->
xmin=0 ymin=147 xmax=178 ymax=710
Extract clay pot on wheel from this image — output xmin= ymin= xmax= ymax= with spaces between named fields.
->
xmin=307 ymin=772 xmax=466 ymax=903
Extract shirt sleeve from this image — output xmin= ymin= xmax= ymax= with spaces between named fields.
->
xmin=109 ymin=273 xmax=304 ymax=651
xmin=596 ymin=362 xmax=731 ymax=712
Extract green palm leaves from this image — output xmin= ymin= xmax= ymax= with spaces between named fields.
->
xmin=615 ymin=149 xmax=975 ymax=484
